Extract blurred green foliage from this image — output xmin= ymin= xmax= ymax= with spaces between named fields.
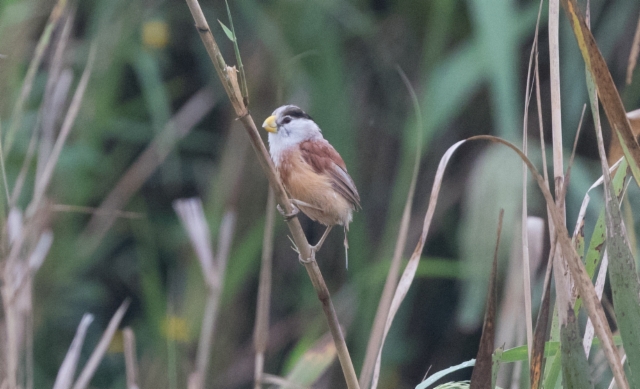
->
xmin=1 ymin=0 xmax=639 ymax=387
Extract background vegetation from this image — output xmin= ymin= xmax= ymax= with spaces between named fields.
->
xmin=1 ymin=0 xmax=640 ymax=387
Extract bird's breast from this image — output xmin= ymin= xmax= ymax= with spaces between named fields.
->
xmin=277 ymin=148 xmax=353 ymax=226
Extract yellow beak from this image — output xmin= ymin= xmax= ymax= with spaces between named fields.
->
xmin=262 ymin=115 xmax=277 ymax=133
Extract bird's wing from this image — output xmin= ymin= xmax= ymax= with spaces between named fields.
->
xmin=300 ymin=140 xmax=361 ymax=210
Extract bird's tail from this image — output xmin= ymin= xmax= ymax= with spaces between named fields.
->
xmin=343 ymin=225 xmax=349 ymax=270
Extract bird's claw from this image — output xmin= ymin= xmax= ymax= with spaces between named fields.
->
xmin=277 ymin=203 xmax=300 ymax=221
xmin=299 ymin=246 xmax=316 ymax=265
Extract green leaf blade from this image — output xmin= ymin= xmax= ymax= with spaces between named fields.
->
xmin=217 ymin=19 xmax=235 ymax=41
xmin=560 ymin=309 xmax=594 ymax=389
xmin=603 ymin=174 xmax=640 ymax=387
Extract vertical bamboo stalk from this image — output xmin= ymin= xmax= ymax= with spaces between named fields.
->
xmin=549 ymin=0 xmax=571 ymax=326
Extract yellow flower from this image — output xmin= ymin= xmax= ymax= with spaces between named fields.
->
xmin=142 ymin=20 xmax=169 ymax=49
xmin=107 ymin=330 xmax=124 ymax=353
xmin=162 ymin=315 xmax=190 ymax=342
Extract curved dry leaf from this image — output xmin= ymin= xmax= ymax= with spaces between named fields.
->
xmin=372 ymin=134 xmax=627 ymax=388
xmin=53 ymin=314 xmax=94 ymax=389
xmin=371 ymin=140 xmax=467 ymax=388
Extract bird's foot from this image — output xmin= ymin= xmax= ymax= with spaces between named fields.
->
xmin=299 ymin=246 xmax=316 ymax=265
xmin=277 ymin=203 xmax=299 ymax=221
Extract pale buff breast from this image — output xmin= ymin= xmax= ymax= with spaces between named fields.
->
xmin=277 ymin=148 xmax=354 ymax=227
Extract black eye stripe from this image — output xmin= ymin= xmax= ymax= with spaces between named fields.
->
xmin=281 ymin=107 xmax=312 ymax=121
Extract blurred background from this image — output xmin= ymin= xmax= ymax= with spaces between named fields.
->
xmin=1 ymin=0 xmax=640 ymax=387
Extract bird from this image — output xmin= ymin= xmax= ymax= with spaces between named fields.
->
xmin=262 ymin=105 xmax=361 ymax=265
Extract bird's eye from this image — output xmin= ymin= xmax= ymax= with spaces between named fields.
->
xmin=282 ymin=116 xmax=292 ymax=124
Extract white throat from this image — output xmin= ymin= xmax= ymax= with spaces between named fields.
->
xmin=268 ymin=120 xmax=323 ymax=166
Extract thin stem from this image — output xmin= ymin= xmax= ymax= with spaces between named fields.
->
xmin=72 ymin=301 xmax=130 ymax=389
xmin=359 ymin=67 xmax=423 ymax=389
xmin=123 ymin=328 xmax=140 ymax=389
xmin=254 ymin=190 xmax=276 ymax=389
xmin=183 ymin=1 xmax=359 ymax=387
xmin=549 ymin=0 xmax=571 ymax=330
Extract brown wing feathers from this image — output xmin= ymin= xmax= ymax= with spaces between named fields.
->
xmin=299 ymin=140 xmax=361 ymax=210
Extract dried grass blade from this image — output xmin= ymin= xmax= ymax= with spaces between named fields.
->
xmin=179 ymin=204 xmax=236 ymax=389
xmin=544 ymin=158 xmax=627 ymax=388
xmin=50 ymin=204 xmax=143 ymax=219
xmin=254 ymin=190 xmax=276 ymax=389
xmin=370 ymin=140 xmax=467 ymax=389
xmin=215 ymin=210 xmax=236 ymax=275
xmin=565 ymin=105 xmax=586 ymax=300
xmin=521 ymin=140 xmax=533 ymax=368
xmin=36 ymin=69 xmax=73 ymax=188
xmin=520 ymin=1 xmax=542 ymax=353
xmin=609 ymin=356 xmax=629 ymax=389
xmin=0 ymin=120 xmax=10 ymax=207
xmin=560 ymin=0 xmax=640 ymax=188
xmin=470 ymin=210 xmax=503 ymax=389
xmin=415 ymin=359 xmax=475 ymax=389
xmin=38 ymin=9 xmax=75 ymax=182
xmin=546 ymin=4 xmax=570 ymax=378
xmin=173 ymin=198 xmax=216 ymax=287
xmin=530 ymin=241 xmax=554 ymax=389
xmin=2 ymin=209 xmax=27 ymax=389
xmin=564 ymin=105 xmax=586 ymax=191
xmin=571 ymin=194 xmax=586 ymax=265
xmin=71 ymin=300 xmax=130 ymax=389
xmin=626 ymin=13 xmax=640 ymax=85
xmin=4 ymin=0 xmax=66 ymax=155
xmin=27 ymin=230 xmax=53 ymax=272
xmin=523 ymin=37 xmax=553 ymax=386
xmin=466 ymin=134 xmax=628 ymax=389
xmin=583 ymin=250 xmax=608 ymax=357
xmin=549 ymin=0 xmax=563 ymax=182
xmin=589 ymin=65 xmax=640 ymax=387
xmin=550 ymin=0 xmax=573 ymax=335
xmin=31 ymin=43 xmax=97 ymax=212
xmin=10 ymin=126 xmax=38 ymax=208
xmin=123 ymin=327 xmax=139 ymax=389
xmin=81 ymin=88 xmax=215 ymax=255
xmin=534 ymin=41 xmax=548 ymax=192
xmin=360 ymin=66 xmax=422 ymax=389
xmin=52 ymin=314 xmax=94 ymax=389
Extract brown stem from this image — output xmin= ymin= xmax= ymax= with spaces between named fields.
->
xmin=184 ymin=0 xmax=359 ymax=387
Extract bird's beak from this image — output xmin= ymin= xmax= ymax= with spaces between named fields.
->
xmin=262 ymin=116 xmax=277 ymax=133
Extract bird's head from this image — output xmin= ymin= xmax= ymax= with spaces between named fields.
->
xmin=262 ymin=105 xmax=322 ymax=158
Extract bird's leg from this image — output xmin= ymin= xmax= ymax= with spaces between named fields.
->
xmin=298 ymin=226 xmax=333 ymax=265
xmin=277 ymin=202 xmax=299 ymax=221
xmin=279 ymin=198 xmax=325 ymax=222
xmin=311 ymin=225 xmax=333 ymax=253
xmin=291 ymin=237 xmax=313 ymax=264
